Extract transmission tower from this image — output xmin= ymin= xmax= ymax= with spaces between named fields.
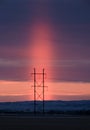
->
xmin=31 ymin=68 xmax=47 ymax=114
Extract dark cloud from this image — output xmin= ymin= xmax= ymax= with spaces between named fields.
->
xmin=54 ymin=94 xmax=90 ymax=100
xmin=0 ymin=66 xmax=29 ymax=81
xmin=0 ymin=95 xmax=30 ymax=102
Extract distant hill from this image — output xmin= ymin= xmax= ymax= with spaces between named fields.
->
xmin=0 ymin=100 xmax=90 ymax=115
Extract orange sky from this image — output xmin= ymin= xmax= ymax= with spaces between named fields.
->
xmin=0 ymin=80 xmax=90 ymax=102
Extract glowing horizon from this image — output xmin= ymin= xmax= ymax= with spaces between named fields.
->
xmin=0 ymin=80 xmax=90 ymax=102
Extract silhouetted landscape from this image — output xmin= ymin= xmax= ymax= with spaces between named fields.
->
xmin=0 ymin=100 xmax=90 ymax=116
xmin=0 ymin=101 xmax=90 ymax=130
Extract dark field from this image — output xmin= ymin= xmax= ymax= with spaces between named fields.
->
xmin=0 ymin=115 xmax=90 ymax=130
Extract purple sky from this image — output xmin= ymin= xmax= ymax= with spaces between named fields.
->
xmin=0 ymin=0 xmax=90 ymax=82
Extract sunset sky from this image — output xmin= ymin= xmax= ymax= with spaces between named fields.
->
xmin=0 ymin=0 xmax=90 ymax=102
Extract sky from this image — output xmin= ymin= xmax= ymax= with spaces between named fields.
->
xmin=0 ymin=0 xmax=90 ymax=101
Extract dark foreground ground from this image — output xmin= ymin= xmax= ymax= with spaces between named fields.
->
xmin=0 ymin=115 xmax=90 ymax=130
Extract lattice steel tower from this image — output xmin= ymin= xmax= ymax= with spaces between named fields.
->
xmin=31 ymin=68 xmax=47 ymax=114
